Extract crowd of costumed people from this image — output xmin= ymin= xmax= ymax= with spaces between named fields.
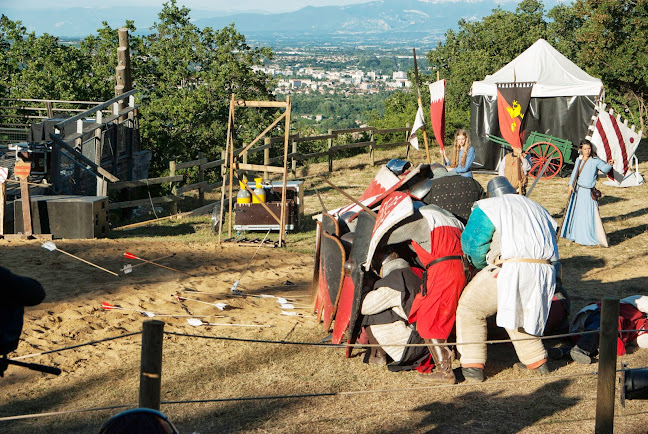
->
xmin=314 ymin=131 xmax=646 ymax=384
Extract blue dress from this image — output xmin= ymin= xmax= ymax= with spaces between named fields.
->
xmin=560 ymin=157 xmax=613 ymax=246
xmin=445 ymin=147 xmax=476 ymax=178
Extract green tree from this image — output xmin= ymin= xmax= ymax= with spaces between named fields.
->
xmin=424 ymin=0 xmax=549 ymax=139
xmin=574 ymin=0 xmax=648 ymax=133
xmin=136 ymin=1 xmax=275 ymax=175
xmin=0 ymin=15 xmax=88 ymax=101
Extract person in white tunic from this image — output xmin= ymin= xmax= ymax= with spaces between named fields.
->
xmin=455 ymin=177 xmax=559 ymax=382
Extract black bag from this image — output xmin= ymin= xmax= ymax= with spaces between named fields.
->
xmin=591 ymin=187 xmax=602 ymax=201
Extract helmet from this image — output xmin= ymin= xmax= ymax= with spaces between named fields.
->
xmin=487 ymin=176 xmax=517 ymax=197
xmin=386 ymin=159 xmax=411 ymax=175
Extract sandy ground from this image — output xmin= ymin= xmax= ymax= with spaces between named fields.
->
xmin=1 ymin=146 xmax=648 ymax=433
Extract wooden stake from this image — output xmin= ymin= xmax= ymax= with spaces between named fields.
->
xmin=218 ymin=94 xmax=235 ymax=244
xmin=412 ymin=48 xmax=431 ymax=164
xmin=595 ymin=297 xmax=620 ymax=433
xmin=279 ymin=96 xmax=292 ymax=247
xmin=139 ymin=320 xmax=164 ymax=410
xmin=0 ymin=183 xmax=5 ymax=236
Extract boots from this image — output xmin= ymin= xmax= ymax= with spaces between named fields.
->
xmin=364 ymin=327 xmax=387 ymax=365
xmin=420 ymin=339 xmax=456 ymax=384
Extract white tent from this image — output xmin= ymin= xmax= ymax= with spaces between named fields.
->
xmin=470 ymin=39 xmax=604 ymax=170
xmin=471 ymin=39 xmax=603 ymax=97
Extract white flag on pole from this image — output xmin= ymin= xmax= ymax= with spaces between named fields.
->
xmin=408 ymin=105 xmax=425 ymax=150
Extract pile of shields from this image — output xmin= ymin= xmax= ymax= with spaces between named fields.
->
xmin=312 ymin=160 xmax=484 ymax=371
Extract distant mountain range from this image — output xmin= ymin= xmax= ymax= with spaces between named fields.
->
xmin=3 ymin=0 xmax=563 ymax=47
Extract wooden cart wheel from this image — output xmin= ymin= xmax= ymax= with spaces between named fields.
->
xmin=525 ymin=141 xmax=563 ymax=179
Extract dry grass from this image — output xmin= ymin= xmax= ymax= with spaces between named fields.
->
xmin=1 ymin=142 xmax=648 ymax=433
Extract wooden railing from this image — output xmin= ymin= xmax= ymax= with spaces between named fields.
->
xmin=107 ymin=124 xmax=415 ymax=213
xmin=0 ymin=98 xmax=103 ymax=145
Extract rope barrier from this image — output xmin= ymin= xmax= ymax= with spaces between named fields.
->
xmin=9 ymin=327 xmax=645 ymax=363
xmin=163 ymin=329 xmax=605 ymax=348
xmin=0 ymin=404 xmax=136 ymax=422
xmin=0 ymin=371 xmax=599 ymax=422
xmin=11 ymin=332 xmax=142 ymax=361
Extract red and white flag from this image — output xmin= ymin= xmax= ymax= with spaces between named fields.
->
xmin=408 ymin=105 xmax=425 ymax=150
xmin=0 ymin=167 xmax=8 ymax=184
xmin=429 ymin=79 xmax=446 ymax=150
xmin=587 ymin=102 xmax=643 ymax=182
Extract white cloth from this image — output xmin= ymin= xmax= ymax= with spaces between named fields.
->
xmin=367 ymin=322 xmax=412 ymax=362
xmin=477 ymin=195 xmax=559 ymax=335
xmin=408 ymin=105 xmax=425 ymax=150
xmin=361 ymin=286 xmax=402 ymax=317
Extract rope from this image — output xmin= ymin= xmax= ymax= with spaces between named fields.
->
xmin=163 ymin=329 xmax=603 ymax=348
xmin=0 ymin=404 xmax=136 ymax=422
xmin=11 ymin=332 xmax=142 ymax=361
xmin=0 ymin=372 xmax=598 ymax=422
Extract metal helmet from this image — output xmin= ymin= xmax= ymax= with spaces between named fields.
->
xmin=487 ymin=176 xmax=517 ymax=197
xmin=386 ymin=159 xmax=411 ymax=175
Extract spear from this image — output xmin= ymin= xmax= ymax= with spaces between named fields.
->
xmin=101 ymin=301 xmax=204 ymax=318
xmin=413 ymin=47 xmax=432 ymax=164
xmin=173 ymin=294 xmax=227 ymax=311
xmin=124 ymin=252 xmax=194 ymax=276
xmin=122 ymin=253 xmax=176 ymax=274
xmin=186 ymin=318 xmax=274 ymax=328
xmin=42 ymin=241 xmax=119 ymax=277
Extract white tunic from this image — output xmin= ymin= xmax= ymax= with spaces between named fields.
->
xmin=478 ymin=195 xmax=559 ymax=335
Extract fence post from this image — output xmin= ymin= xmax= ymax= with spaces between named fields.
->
xmin=595 ymin=297 xmax=620 ymax=433
xmin=405 ymin=123 xmax=411 ymax=160
xmin=291 ymin=138 xmax=298 ymax=176
xmin=369 ymin=129 xmax=375 ymax=166
xmin=328 ymin=129 xmax=333 ymax=172
xmin=221 ymin=150 xmax=228 ymax=201
xmin=169 ymin=160 xmax=178 ymax=215
xmin=198 ymin=152 xmax=204 ymax=206
xmin=139 ymin=320 xmax=165 ymax=410
xmin=264 ymin=137 xmax=270 ymax=180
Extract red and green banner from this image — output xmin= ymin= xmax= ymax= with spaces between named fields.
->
xmin=496 ymin=82 xmax=534 ymax=150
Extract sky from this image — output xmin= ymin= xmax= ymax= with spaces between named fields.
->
xmin=0 ymin=0 xmax=375 ymax=14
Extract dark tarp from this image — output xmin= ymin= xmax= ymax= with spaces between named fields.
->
xmin=470 ymin=95 xmax=597 ymax=170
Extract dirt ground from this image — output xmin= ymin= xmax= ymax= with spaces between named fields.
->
xmin=1 ymin=145 xmax=648 ymax=433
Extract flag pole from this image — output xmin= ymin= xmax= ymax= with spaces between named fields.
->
xmin=413 ymin=48 xmax=431 ymax=164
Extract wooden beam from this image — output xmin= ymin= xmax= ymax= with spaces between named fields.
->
xmin=176 ymin=158 xmax=208 ymax=170
xmin=48 ymin=133 xmax=120 ymax=182
xmin=234 ymin=100 xmax=288 ymax=108
xmin=176 ymin=181 xmax=209 ymax=195
xmin=55 ymin=89 xmax=137 ymax=130
xmin=237 ymin=111 xmax=286 ymax=156
xmin=108 ymin=175 xmax=184 ymax=190
xmin=108 ymin=195 xmax=179 ymax=210
xmin=317 ymin=174 xmax=377 ymax=217
xmin=234 ymin=162 xmax=285 ymax=174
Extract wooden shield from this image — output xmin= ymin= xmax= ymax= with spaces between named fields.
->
xmin=321 ymin=212 xmax=339 ymax=236
xmin=422 ymin=176 xmax=485 ymax=224
xmin=319 ymin=231 xmax=346 ymax=331
xmin=345 ymin=211 xmax=377 ymax=354
xmin=331 ymin=275 xmax=354 ymax=344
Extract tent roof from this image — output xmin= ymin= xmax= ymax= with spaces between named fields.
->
xmin=471 ymin=39 xmax=603 ymax=97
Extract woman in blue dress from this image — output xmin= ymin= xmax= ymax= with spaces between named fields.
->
xmin=443 ymin=129 xmax=475 ymax=178
xmin=560 ymin=139 xmax=614 ymax=247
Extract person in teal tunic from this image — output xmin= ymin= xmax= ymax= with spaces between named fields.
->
xmin=560 ymin=139 xmax=614 ymax=247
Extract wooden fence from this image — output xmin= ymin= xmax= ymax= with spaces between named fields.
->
xmin=108 ymin=124 xmax=415 ymax=214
